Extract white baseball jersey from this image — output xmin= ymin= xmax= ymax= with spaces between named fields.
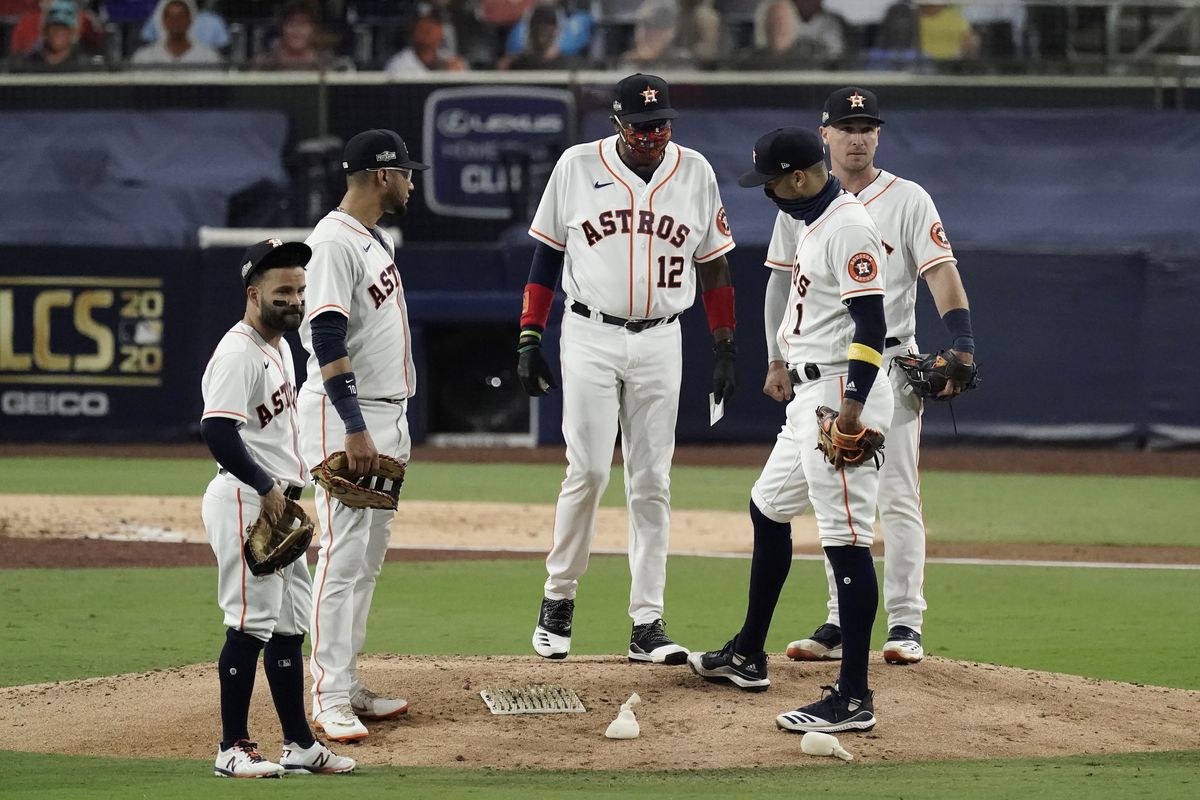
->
xmin=299 ymin=210 xmax=416 ymax=401
xmin=766 ymin=169 xmax=955 ymax=341
xmin=201 ymin=321 xmax=305 ymax=487
xmin=529 ymin=135 xmax=735 ymax=319
xmin=769 ymin=193 xmax=886 ymax=367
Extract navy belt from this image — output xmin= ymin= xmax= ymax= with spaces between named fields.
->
xmin=218 ymin=469 xmax=303 ymax=500
xmin=787 ymin=364 xmax=822 ymax=385
xmin=571 ymin=301 xmax=679 ymax=333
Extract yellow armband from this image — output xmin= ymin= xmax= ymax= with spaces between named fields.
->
xmin=847 ymin=343 xmax=883 ymax=368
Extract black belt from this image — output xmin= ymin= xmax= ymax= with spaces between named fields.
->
xmin=788 ymin=364 xmax=822 ymax=385
xmin=571 ymin=301 xmax=680 ymax=333
xmin=364 ymin=397 xmax=405 ymax=406
xmin=218 ymin=469 xmax=303 ymax=500
xmin=885 ymin=337 xmax=901 ymax=348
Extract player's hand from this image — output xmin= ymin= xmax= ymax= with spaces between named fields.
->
xmin=712 ymin=340 xmax=737 ymax=404
xmin=835 ymin=398 xmax=865 ymax=436
xmin=344 ymin=430 xmax=379 ymax=477
xmin=260 ymin=483 xmax=286 ymax=524
xmin=763 ymin=360 xmax=793 ymax=403
xmin=937 ymin=349 xmax=975 ymax=399
xmin=517 ymin=334 xmax=558 ymax=397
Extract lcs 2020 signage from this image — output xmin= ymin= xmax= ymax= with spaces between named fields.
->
xmin=423 ymin=87 xmax=575 ymax=219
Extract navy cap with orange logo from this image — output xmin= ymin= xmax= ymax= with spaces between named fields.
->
xmin=821 ymin=87 xmax=884 ymax=127
xmin=613 ymin=73 xmax=678 ymax=125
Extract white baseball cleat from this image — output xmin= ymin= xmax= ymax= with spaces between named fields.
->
xmin=312 ymin=704 xmax=369 ymax=743
xmin=785 ymin=623 xmax=843 ymax=661
xmin=351 ymin=687 xmax=410 ymax=720
xmin=213 ymin=740 xmax=284 ymax=778
xmin=280 ymin=740 xmax=356 ymax=774
xmin=882 ymin=626 xmax=924 ymax=664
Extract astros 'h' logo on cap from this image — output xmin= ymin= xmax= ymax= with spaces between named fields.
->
xmin=848 ymin=92 xmax=866 ymax=109
xmin=268 ymin=238 xmax=282 ymax=248
xmin=641 ymin=86 xmax=659 ymax=105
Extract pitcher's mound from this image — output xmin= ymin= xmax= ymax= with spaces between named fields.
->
xmin=2 ymin=655 xmax=1195 ymax=769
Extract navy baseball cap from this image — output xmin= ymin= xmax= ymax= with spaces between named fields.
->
xmin=342 ymin=129 xmax=429 ymax=174
xmin=822 ymin=87 xmax=884 ymax=126
xmin=613 ymin=74 xmax=678 ymax=124
xmin=240 ymin=238 xmax=311 ymax=286
xmin=738 ymin=127 xmax=826 ymax=187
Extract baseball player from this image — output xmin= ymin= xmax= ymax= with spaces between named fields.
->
xmin=296 ymin=129 xmax=429 ymax=742
xmin=200 ymin=239 xmax=355 ymax=777
xmin=688 ymin=127 xmax=891 ymax=734
xmin=783 ymin=87 xmax=976 ymax=666
xmin=517 ymin=73 xmax=737 ymax=664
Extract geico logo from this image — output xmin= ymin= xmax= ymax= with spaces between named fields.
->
xmin=0 ymin=391 xmax=109 ymax=417
xmin=436 ymin=109 xmax=563 ymax=138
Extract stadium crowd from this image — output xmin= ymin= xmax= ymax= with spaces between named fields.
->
xmin=0 ymin=1 xmax=1098 ymax=74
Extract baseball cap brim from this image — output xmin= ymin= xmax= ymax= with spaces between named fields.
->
xmin=619 ymin=107 xmax=679 ymax=124
xmin=737 ymin=168 xmax=781 ymax=188
xmin=824 ymin=113 xmax=884 ymax=126
xmin=256 ymin=241 xmax=312 ymax=270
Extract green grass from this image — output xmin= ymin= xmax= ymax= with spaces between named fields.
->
xmin=3 ymin=457 xmax=1199 ymax=547
xmin=3 ymin=557 xmax=1196 ymax=689
xmin=2 ymin=749 xmax=1197 ymax=799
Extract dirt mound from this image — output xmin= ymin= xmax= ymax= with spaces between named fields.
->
xmin=2 ymin=655 xmax=1194 ymax=769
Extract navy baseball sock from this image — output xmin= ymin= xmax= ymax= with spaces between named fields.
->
xmin=823 ymin=545 xmax=878 ymax=702
xmin=264 ymin=633 xmax=314 ymax=747
xmin=218 ymin=628 xmax=265 ymax=750
xmin=736 ymin=500 xmax=793 ymax=655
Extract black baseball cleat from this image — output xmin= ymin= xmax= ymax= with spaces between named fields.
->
xmin=687 ymin=637 xmax=770 ymax=691
xmin=786 ymin=623 xmax=843 ymax=661
xmin=628 ymin=618 xmax=689 ymax=664
xmin=776 ymin=684 xmax=876 ymax=733
xmin=532 ymin=597 xmax=574 ymax=659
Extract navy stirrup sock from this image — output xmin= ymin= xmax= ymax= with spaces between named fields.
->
xmin=736 ymin=500 xmax=793 ymax=655
xmin=264 ymin=633 xmax=314 ymax=747
xmin=218 ymin=628 xmax=265 ymax=749
xmin=823 ymin=545 xmax=878 ymax=701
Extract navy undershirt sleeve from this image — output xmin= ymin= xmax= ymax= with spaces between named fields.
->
xmin=200 ymin=418 xmax=275 ymax=495
xmin=310 ymin=311 xmax=349 ymax=366
xmin=527 ymin=241 xmax=565 ymax=289
xmin=844 ymin=294 xmax=886 ymax=404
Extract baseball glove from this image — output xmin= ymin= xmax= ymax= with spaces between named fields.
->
xmin=815 ymin=406 xmax=886 ymax=470
xmin=892 ymin=350 xmax=980 ymax=401
xmin=311 ymin=451 xmax=406 ymax=510
xmin=243 ymin=498 xmax=314 ymax=577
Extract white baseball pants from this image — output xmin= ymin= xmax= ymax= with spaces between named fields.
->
xmin=297 ymin=391 xmax=410 ymax=714
xmin=543 ymin=311 xmax=682 ymax=625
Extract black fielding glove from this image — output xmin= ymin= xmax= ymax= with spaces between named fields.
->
xmin=712 ymin=339 xmax=737 ymax=404
xmin=517 ymin=330 xmax=558 ymax=397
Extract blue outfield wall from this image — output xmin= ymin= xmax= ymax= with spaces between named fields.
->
xmin=0 ymin=243 xmax=1196 ymax=447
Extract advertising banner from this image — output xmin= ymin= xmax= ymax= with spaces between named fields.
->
xmin=0 ymin=248 xmax=199 ymax=440
xmin=422 ymin=86 xmax=574 ymax=220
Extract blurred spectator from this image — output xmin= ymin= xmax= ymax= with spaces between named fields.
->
xmin=480 ymin=0 xmax=535 ymax=29
xmin=500 ymin=3 xmax=571 ymax=69
xmin=752 ymin=0 xmax=843 ymax=64
xmin=385 ymin=12 xmax=467 ymax=74
xmin=14 ymin=0 xmax=88 ymax=70
xmin=131 ymin=0 xmax=222 ymax=64
xmin=917 ymin=3 xmax=979 ymax=61
xmin=619 ymin=0 xmax=696 ymax=71
xmin=737 ymin=0 xmax=811 ymax=70
xmin=9 ymin=0 xmax=103 ymax=56
xmin=138 ymin=0 xmax=228 ymax=51
xmin=962 ymin=0 xmax=1023 ymax=60
xmin=504 ymin=0 xmax=591 ymax=58
xmin=675 ymin=0 xmax=719 ymax=63
xmin=254 ymin=1 xmax=337 ymax=69
xmin=861 ymin=0 xmax=916 ymax=69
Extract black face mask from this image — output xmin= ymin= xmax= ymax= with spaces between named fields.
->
xmin=765 ymin=174 xmax=843 ymax=225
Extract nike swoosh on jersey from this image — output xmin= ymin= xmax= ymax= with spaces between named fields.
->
xmin=593 ymin=181 xmax=614 ymax=189
xmin=363 ymin=242 xmax=372 ymax=252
